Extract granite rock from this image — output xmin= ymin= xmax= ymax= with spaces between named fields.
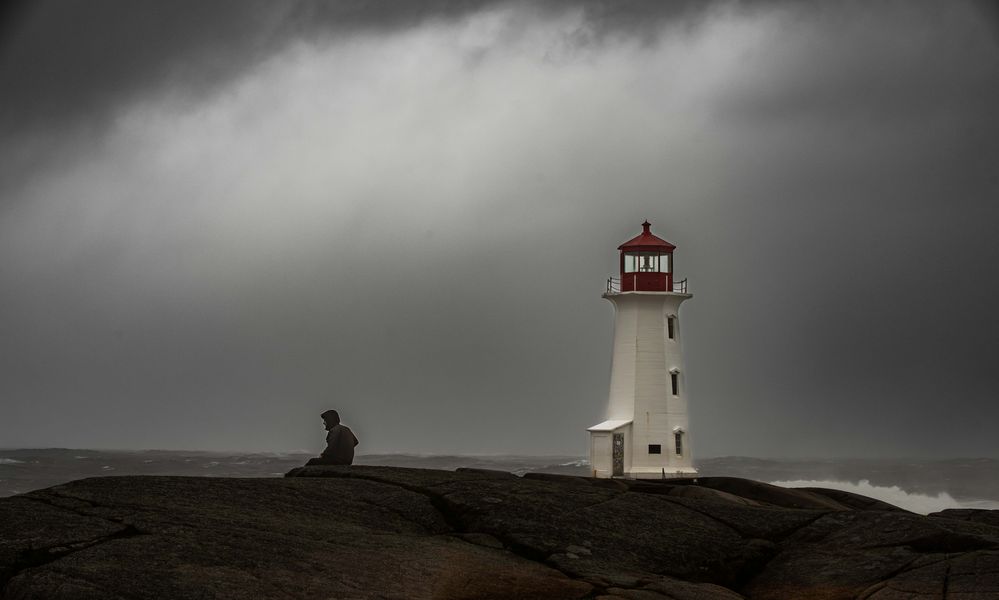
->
xmin=0 ymin=467 xmax=996 ymax=599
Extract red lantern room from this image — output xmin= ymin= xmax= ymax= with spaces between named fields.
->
xmin=614 ymin=221 xmax=684 ymax=293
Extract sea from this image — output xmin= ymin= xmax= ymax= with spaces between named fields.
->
xmin=2 ymin=449 xmax=998 ymax=515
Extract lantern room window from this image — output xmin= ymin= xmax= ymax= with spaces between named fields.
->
xmin=623 ymin=252 xmax=671 ymax=274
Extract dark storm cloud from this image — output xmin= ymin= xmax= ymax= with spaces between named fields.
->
xmin=0 ymin=0 xmax=720 ymax=191
xmin=0 ymin=0 xmax=702 ymax=138
xmin=4 ymin=0 xmax=991 ymax=172
xmin=3 ymin=0 xmax=997 ymax=138
xmin=1 ymin=0 xmax=998 ymax=457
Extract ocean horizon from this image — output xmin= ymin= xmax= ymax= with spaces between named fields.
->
xmin=3 ymin=449 xmax=998 ymax=514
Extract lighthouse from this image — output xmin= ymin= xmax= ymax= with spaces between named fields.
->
xmin=588 ymin=221 xmax=697 ymax=479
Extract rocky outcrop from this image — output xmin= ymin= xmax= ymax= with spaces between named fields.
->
xmin=0 ymin=466 xmax=996 ymax=599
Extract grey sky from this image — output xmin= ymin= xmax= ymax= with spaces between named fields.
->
xmin=1 ymin=0 xmax=997 ymax=457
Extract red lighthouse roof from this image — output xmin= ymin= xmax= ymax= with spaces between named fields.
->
xmin=618 ymin=221 xmax=676 ymax=251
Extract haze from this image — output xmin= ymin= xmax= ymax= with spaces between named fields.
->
xmin=1 ymin=0 xmax=997 ymax=457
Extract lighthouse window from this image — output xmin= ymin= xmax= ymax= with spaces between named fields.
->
xmin=624 ymin=253 xmax=652 ymax=273
xmin=648 ymin=444 xmax=662 ymax=454
xmin=674 ymin=432 xmax=683 ymax=456
xmin=624 ymin=253 xmax=670 ymax=274
xmin=671 ymin=372 xmax=679 ymax=395
xmin=667 ymin=317 xmax=675 ymax=339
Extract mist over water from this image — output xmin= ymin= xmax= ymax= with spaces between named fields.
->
xmin=0 ymin=449 xmax=587 ymax=497
xmin=769 ymin=479 xmax=999 ymax=515
xmin=3 ymin=450 xmax=998 ymax=515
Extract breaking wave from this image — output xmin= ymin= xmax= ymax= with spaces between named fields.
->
xmin=770 ymin=479 xmax=999 ymax=515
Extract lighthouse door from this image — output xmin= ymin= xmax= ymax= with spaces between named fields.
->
xmin=612 ymin=433 xmax=624 ymax=477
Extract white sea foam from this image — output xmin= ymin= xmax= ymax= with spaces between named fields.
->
xmin=770 ymin=479 xmax=999 ymax=515
xmin=0 ymin=459 xmax=24 ymax=465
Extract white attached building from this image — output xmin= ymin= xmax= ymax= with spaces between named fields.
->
xmin=589 ymin=221 xmax=697 ymax=479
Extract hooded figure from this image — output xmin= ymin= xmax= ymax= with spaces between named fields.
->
xmin=316 ymin=409 xmax=358 ymax=465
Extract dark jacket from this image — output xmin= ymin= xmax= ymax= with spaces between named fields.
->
xmin=322 ymin=424 xmax=358 ymax=465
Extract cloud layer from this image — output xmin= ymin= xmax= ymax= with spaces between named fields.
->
xmin=1 ymin=1 xmax=997 ymax=455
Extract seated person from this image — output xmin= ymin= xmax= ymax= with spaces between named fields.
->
xmin=306 ymin=409 xmax=359 ymax=466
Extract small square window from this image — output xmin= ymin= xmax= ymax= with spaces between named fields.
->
xmin=648 ymin=444 xmax=662 ymax=454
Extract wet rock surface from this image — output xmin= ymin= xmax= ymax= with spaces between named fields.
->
xmin=0 ymin=466 xmax=994 ymax=599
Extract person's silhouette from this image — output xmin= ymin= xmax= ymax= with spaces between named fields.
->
xmin=306 ymin=409 xmax=359 ymax=466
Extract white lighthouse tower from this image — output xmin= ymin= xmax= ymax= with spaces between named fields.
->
xmin=588 ymin=221 xmax=697 ymax=479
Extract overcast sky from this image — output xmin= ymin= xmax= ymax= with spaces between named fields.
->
xmin=1 ymin=0 xmax=998 ymax=458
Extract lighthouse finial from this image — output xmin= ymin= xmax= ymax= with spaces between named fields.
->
xmin=642 ymin=220 xmax=651 ymax=233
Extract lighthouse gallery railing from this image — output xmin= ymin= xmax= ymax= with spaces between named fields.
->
xmin=606 ymin=277 xmax=688 ymax=294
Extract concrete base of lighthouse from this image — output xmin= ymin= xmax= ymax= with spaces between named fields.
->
xmin=588 ymin=420 xmax=698 ymax=479
xmin=589 ymin=290 xmax=698 ymax=480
